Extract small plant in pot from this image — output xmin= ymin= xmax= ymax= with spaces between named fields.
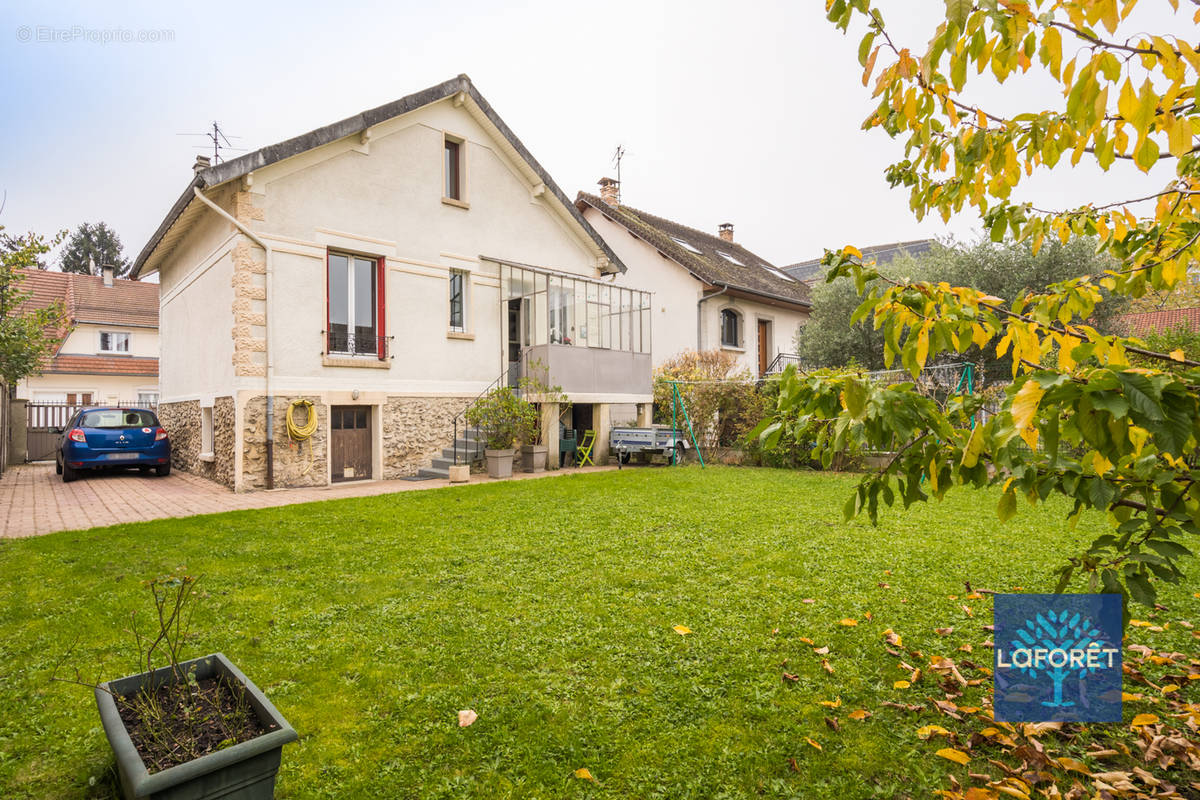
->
xmin=516 ymin=359 xmax=570 ymax=473
xmin=55 ymin=572 xmax=297 ymax=800
xmin=463 ymin=386 xmax=537 ymax=478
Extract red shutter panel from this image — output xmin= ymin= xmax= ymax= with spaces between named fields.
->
xmin=324 ymin=248 xmax=331 ymax=354
xmin=376 ymin=256 xmax=387 ymax=360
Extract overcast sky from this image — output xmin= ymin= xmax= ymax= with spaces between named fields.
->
xmin=0 ymin=1 xmax=1191 ymax=272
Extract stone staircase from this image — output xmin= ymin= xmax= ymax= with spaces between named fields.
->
xmin=417 ymin=430 xmax=486 ymax=479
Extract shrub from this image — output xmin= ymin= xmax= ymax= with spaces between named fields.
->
xmin=653 ymin=350 xmax=767 ymax=449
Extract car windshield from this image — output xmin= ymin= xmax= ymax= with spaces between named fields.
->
xmin=79 ymin=410 xmax=158 ymax=429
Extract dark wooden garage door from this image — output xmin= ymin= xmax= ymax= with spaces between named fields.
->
xmin=331 ymin=406 xmax=371 ymax=482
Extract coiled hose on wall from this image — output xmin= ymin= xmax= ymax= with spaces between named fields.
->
xmin=286 ymin=399 xmax=319 ymax=475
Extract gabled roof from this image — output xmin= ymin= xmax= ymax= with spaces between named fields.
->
xmin=43 ymin=354 xmax=159 ymax=377
xmin=784 ymin=238 xmax=937 ymax=284
xmin=1119 ymin=307 xmax=1200 ymax=335
xmin=575 ymin=193 xmax=811 ymax=308
xmin=133 ymin=75 xmax=625 ymax=278
xmin=18 ymin=270 xmax=158 ymax=329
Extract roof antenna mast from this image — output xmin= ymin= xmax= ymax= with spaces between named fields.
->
xmin=176 ymin=121 xmax=245 ymax=165
xmin=612 ymin=145 xmax=626 ymax=204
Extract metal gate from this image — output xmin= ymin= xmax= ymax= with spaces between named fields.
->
xmin=25 ymin=403 xmax=77 ymax=462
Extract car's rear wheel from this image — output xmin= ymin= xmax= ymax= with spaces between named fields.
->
xmin=55 ymin=456 xmax=62 ymax=475
xmin=155 ymin=463 xmax=171 ymax=477
xmin=61 ymin=462 xmax=78 ymax=483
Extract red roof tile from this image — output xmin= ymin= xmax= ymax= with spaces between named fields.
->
xmin=44 ymin=354 xmax=159 ymax=377
xmin=1118 ymin=307 xmax=1200 ymax=335
xmin=17 ymin=269 xmax=158 ymax=328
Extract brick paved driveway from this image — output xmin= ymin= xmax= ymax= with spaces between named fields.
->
xmin=0 ymin=462 xmax=618 ymax=539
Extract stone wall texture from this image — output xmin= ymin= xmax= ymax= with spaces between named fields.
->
xmin=382 ymin=396 xmax=471 ymax=478
xmin=158 ymin=398 xmax=236 ymax=488
xmin=241 ymin=395 xmax=328 ymax=491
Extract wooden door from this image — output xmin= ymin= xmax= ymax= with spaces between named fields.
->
xmin=331 ymin=406 xmax=371 ymax=482
xmin=757 ymin=320 xmax=770 ymax=376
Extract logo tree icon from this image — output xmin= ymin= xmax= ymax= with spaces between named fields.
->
xmin=1009 ymin=611 xmax=1108 ymax=708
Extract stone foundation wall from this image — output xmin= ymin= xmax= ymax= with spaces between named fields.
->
xmin=382 ymin=396 xmax=471 ymax=478
xmin=158 ymin=398 xmax=236 ymax=488
xmin=241 ymin=395 xmax=328 ymax=491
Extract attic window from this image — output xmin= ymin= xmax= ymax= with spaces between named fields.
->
xmin=669 ymin=236 xmax=703 ymax=255
xmin=718 ymin=252 xmax=746 ymax=267
xmin=443 ymin=133 xmax=468 ymax=206
xmin=764 ymin=266 xmax=797 ymax=282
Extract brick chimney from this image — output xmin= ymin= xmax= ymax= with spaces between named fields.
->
xmin=193 ymin=155 xmax=211 ymax=176
xmin=101 ymin=264 xmax=115 ymax=287
xmin=598 ymin=177 xmax=619 ymax=207
xmin=718 ymin=223 xmax=734 ymax=243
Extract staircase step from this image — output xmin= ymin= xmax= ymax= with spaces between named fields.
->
xmin=442 ymin=446 xmax=484 ymax=460
xmin=430 ymin=457 xmax=457 ymax=470
xmin=418 ymin=467 xmax=449 ymax=479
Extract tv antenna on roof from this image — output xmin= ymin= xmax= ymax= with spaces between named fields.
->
xmin=176 ymin=121 xmax=246 ymax=164
xmin=612 ymin=144 xmax=626 ymax=204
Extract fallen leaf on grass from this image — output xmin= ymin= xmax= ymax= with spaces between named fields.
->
xmin=799 ymin=636 xmax=814 ymax=645
xmin=821 ymin=659 xmax=835 ymax=675
xmin=806 ymin=737 xmax=822 ymax=750
xmin=673 ymin=625 xmax=692 ymax=635
xmin=819 ymin=698 xmax=842 ymax=708
xmin=936 ymin=747 xmax=971 ymax=765
xmin=574 ymin=768 xmax=596 ymax=782
xmin=782 ymin=672 xmax=799 ymax=682
xmin=825 ymin=716 xmax=840 ymax=731
xmin=802 ymin=598 xmax=816 ymax=604
xmin=1130 ymin=713 xmax=1159 ymax=727
xmin=458 ymin=709 xmax=478 ymax=727
xmin=894 ymin=680 xmax=912 ymax=689
xmin=848 ymin=709 xmax=872 ymax=720
xmin=917 ymin=724 xmax=951 ymax=739
xmin=965 ymin=592 xmax=983 ymax=600
xmin=1160 ymin=683 xmax=1180 ymax=693
xmin=840 ymin=618 xmax=859 ymax=626
xmin=1056 ymin=757 xmax=1091 ymax=776
xmin=961 ymin=605 xmax=974 ymax=618
xmin=879 ymin=582 xmax=891 ymax=589
xmin=883 ymin=629 xmax=903 ymax=646
xmin=963 ymin=788 xmax=997 ymax=800
xmin=881 ymin=701 xmax=924 ymax=712
xmin=935 ymin=627 xmax=955 ymax=635
xmin=814 ymin=645 xmax=830 ymax=655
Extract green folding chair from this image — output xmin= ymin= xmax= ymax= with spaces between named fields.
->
xmin=576 ymin=430 xmax=596 ymax=466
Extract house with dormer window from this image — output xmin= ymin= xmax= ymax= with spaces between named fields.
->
xmin=132 ymin=76 xmax=652 ymax=491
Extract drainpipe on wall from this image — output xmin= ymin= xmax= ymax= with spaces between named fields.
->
xmin=191 ymin=187 xmax=276 ymax=489
xmin=697 ymin=286 xmax=728 ymax=350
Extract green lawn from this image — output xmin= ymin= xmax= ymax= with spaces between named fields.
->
xmin=0 ymin=466 xmax=1196 ymax=798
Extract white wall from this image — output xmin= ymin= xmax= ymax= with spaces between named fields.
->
xmin=586 ymin=206 xmax=809 ymax=373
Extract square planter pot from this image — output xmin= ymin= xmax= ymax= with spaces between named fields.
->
xmin=95 ymin=653 xmax=298 ymax=800
xmin=484 ymin=448 xmax=515 ymax=479
xmin=520 ymin=444 xmax=548 ymax=473
xmin=447 ymin=463 xmax=470 ymax=483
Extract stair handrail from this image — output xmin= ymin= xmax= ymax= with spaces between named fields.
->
xmin=763 ymin=352 xmax=803 ymax=376
xmin=452 ymin=349 xmax=529 ymax=465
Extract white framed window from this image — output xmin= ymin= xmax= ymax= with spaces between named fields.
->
xmin=326 ymin=251 xmax=381 ymax=357
xmin=443 ymin=133 xmax=468 ymax=206
xmin=720 ymin=308 xmax=742 ymax=348
xmin=200 ymin=406 xmax=214 ymax=456
xmin=100 ymin=331 xmax=130 ymax=353
xmin=449 ymin=269 xmax=467 ymax=332
xmin=137 ymin=391 xmax=159 ymax=407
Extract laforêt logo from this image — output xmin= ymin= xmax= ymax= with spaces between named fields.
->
xmin=994 ymin=594 xmax=1122 ymax=722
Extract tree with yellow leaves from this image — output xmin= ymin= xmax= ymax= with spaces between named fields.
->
xmin=756 ymin=0 xmax=1200 ymax=610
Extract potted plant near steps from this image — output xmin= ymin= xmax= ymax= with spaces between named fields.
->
xmin=463 ymin=386 xmax=537 ymax=478
xmin=516 ymin=359 xmax=570 ymax=474
xmin=57 ymin=573 xmax=297 ymax=800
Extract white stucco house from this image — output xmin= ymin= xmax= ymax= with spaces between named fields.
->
xmin=15 ymin=267 xmax=160 ymax=407
xmin=577 ymin=180 xmax=811 ymax=375
xmin=132 ymin=75 xmax=652 ymax=492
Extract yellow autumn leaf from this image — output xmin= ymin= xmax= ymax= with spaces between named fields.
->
xmin=848 ymin=709 xmax=871 ymax=720
xmin=839 ymin=618 xmax=859 ymax=627
xmin=806 ymin=736 xmax=823 ymax=750
xmin=1170 ymin=348 xmax=1187 ymax=362
xmin=673 ymin=625 xmax=692 ymax=635
xmin=1122 ymin=692 xmax=1143 ymax=701
xmin=574 ymin=768 xmax=596 ymax=781
xmin=842 ymin=245 xmax=862 ymax=259
xmin=819 ymin=698 xmax=842 ymax=708
xmin=1057 ymin=756 xmax=1091 ymax=775
xmin=917 ymin=724 xmax=951 ymax=739
xmin=1011 ymin=380 xmax=1044 ymax=432
xmin=894 ymin=680 xmax=911 ymax=689
xmin=936 ymin=747 xmax=970 ymax=765
xmin=1130 ymin=713 xmax=1159 ymax=727
xmin=1161 ymin=683 xmax=1181 ymax=693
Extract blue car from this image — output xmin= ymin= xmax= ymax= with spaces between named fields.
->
xmin=55 ymin=407 xmax=172 ymax=483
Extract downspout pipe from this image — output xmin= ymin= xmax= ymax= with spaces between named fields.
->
xmin=696 ymin=286 xmax=728 ymax=350
xmin=192 ymin=187 xmax=275 ymax=489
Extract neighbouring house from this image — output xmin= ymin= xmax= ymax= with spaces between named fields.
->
xmin=131 ymin=75 xmax=653 ymax=492
xmin=1118 ymin=307 xmax=1200 ymax=335
xmin=14 ymin=266 xmax=160 ymax=407
xmin=783 ymin=238 xmax=937 ymax=285
xmin=576 ymin=180 xmax=812 ymax=377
